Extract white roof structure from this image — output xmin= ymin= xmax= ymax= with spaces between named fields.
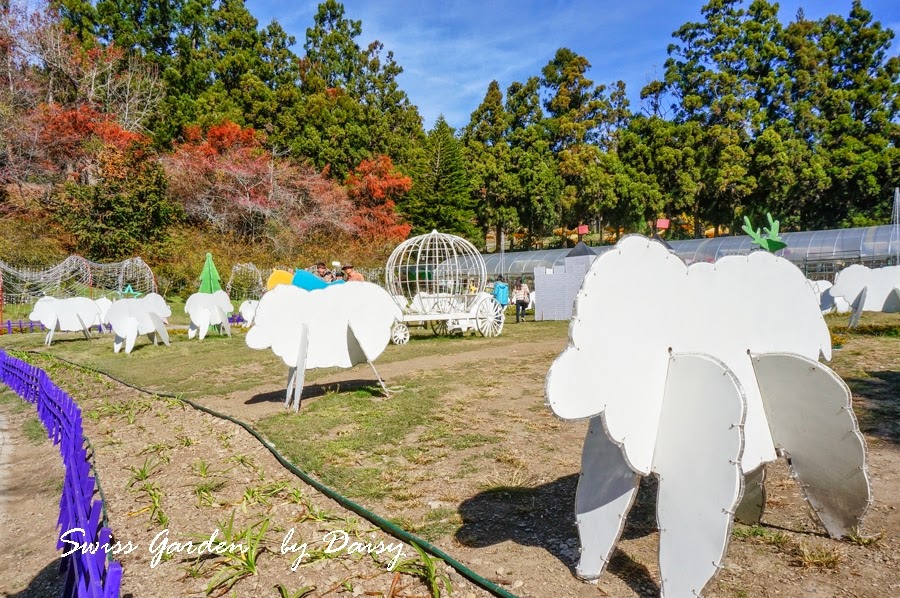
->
xmin=477 ymin=224 xmax=900 ymax=277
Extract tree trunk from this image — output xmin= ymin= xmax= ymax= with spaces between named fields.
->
xmin=693 ymin=201 xmax=702 ymax=239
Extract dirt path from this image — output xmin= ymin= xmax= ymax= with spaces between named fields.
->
xmin=199 ymin=337 xmax=568 ymax=423
xmin=0 ymin=400 xmax=66 ymax=597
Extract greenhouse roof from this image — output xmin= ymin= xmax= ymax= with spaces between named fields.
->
xmin=478 ymin=224 xmax=900 ymax=276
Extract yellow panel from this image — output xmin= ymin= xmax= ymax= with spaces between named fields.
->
xmin=266 ymin=269 xmax=294 ymax=290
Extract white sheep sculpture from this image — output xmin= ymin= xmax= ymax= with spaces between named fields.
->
xmin=830 ymin=264 xmax=900 ymax=326
xmin=238 ymin=299 xmax=259 ymax=328
xmin=546 ymin=235 xmax=870 ymax=597
xmin=103 ymin=293 xmax=171 ymax=354
xmin=185 ymin=290 xmax=234 ymax=340
xmin=246 ymin=282 xmax=402 ymax=410
xmin=29 ymin=297 xmax=102 ymax=346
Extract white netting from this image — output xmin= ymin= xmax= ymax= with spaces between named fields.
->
xmin=0 ymin=256 xmax=157 ymax=304
xmin=226 ymin=263 xmax=265 ymax=300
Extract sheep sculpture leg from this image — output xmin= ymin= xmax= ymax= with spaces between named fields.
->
xmin=45 ymin=316 xmax=58 ymax=347
xmin=148 ymin=313 xmax=170 ymax=346
xmin=576 ymin=353 xmax=746 ymax=597
xmin=652 ymin=353 xmax=745 ymax=597
xmin=285 ymin=324 xmax=309 ymax=412
xmin=753 ymin=353 xmax=871 ymax=537
xmin=217 ymin=307 xmax=231 ymax=337
xmin=574 ymin=417 xmax=640 ymax=580
xmin=367 ymin=360 xmax=390 ymax=396
xmin=77 ymin=315 xmax=92 ymax=340
xmin=734 ymin=465 xmax=767 ymax=526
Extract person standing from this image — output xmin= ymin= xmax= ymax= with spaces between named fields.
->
xmin=492 ymin=275 xmax=509 ymax=311
xmin=513 ymin=277 xmax=530 ymax=323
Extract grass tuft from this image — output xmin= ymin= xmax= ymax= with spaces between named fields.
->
xmin=792 ymin=541 xmax=844 ymax=569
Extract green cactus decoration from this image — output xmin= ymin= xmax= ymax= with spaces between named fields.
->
xmin=198 ymin=252 xmax=223 ymax=293
xmin=741 ymin=213 xmax=787 ymax=252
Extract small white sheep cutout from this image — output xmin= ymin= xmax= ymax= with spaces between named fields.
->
xmin=29 ymin=297 xmax=102 ymax=345
xmin=103 ymin=293 xmax=171 ymax=354
xmin=808 ymin=279 xmax=851 ymax=314
xmin=546 ymin=235 xmax=870 ymax=597
xmin=184 ymin=290 xmax=234 ymax=340
xmin=830 ymin=264 xmax=900 ymax=326
xmin=238 ymin=299 xmax=259 ymax=328
xmin=246 ymin=282 xmax=401 ymax=410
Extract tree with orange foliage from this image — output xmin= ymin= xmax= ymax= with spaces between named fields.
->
xmin=165 ymin=120 xmax=356 ymax=244
xmin=344 ymin=155 xmax=412 ymax=244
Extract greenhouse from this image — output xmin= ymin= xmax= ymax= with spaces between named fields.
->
xmin=479 ymin=223 xmax=900 ymax=280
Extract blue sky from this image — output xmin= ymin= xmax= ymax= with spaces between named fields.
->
xmin=245 ymin=1 xmax=900 ymax=130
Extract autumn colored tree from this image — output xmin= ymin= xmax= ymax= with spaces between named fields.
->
xmin=344 ymin=155 xmax=412 ymax=244
xmin=165 ymin=120 xmax=356 ymax=244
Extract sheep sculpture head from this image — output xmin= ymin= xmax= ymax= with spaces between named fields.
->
xmin=546 ymin=235 xmax=870 ymax=597
xmin=246 ymin=282 xmax=402 ymax=410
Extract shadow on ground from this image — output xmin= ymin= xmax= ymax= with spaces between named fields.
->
xmin=455 ymin=474 xmax=661 ymax=596
xmin=6 ymin=559 xmax=64 ymax=598
xmin=246 ymin=378 xmax=382 ymax=405
xmin=845 ymin=369 xmax=900 ymax=444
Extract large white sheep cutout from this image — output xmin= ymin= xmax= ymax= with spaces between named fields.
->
xmin=103 ymin=293 xmax=171 ymax=354
xmin=546 ymin=235 xmax=870 ymax=597
xmin=830 ymin=264 xmax=900 ymax=326
xmin=185 ymin=290 xmax=234 ymax=340
xmin=246 ymin=282 xmax=402 ymax=410
xmin=29 ymin=297 xmax=101 ymax=345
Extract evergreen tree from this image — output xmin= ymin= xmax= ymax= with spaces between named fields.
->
xmin=405 ymin=117 xmax=477 ymax=239
xmin=303 ymin=0 xmax=362 ymax=91
xmin=291 ymin=1 xmax=423 ymax=176
xmin=540 ymin=48 xmax=607 ymax=150
xmin=462 ymin=80 xmax=516 ymax=246
xmin=195 ymin=0 xmax=273 ymax=128
xmin=504 ymin=77 xmax=561 ymax=246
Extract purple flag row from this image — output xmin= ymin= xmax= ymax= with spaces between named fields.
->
xmin=0 ymin=350 xmax=122 ymax=598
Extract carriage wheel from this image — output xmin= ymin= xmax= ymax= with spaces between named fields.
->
xmin=391 ymin=323 xmax=410 ymax=345
xmin=432 ymin=297 xmax=454 ymax=314
xmin=431 ymin=319 xmax=450 ymax=336
xmin=476 ymin=297 xmax=505 ymax=337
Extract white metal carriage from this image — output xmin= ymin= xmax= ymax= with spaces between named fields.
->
xmin=385 ymin=230 xmax=505 ymax=344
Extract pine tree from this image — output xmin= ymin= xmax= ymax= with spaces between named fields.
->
xmin=405 ymin=116 xmax=477 ymax=240
xmin=462 ymin=80 xmax=515 ymax=246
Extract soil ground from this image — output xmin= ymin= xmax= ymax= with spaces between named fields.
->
xmin=0 ymin=313 xmax=898 ymax=598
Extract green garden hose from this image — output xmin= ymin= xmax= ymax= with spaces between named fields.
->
xmin=26 ymin=351 xmax=519 ymax=598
